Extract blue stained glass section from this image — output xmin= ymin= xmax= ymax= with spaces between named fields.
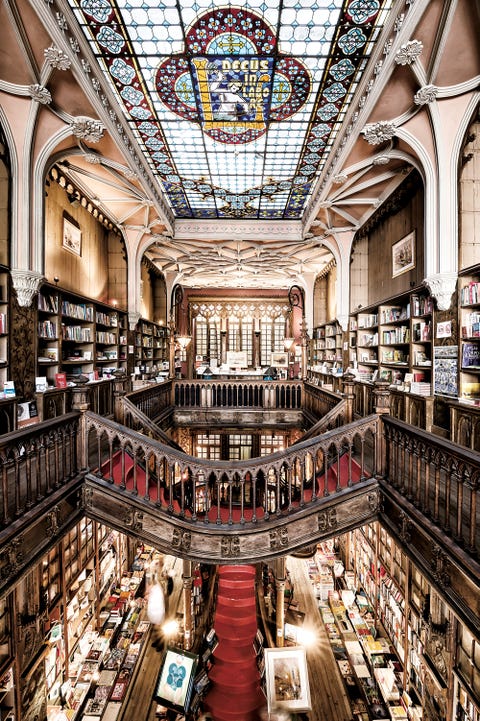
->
xmin=68 ymin=0 xmax=394 ymax=219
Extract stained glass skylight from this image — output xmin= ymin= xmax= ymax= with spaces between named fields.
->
xmin=70 ymin=0 xmax=393 ymax=220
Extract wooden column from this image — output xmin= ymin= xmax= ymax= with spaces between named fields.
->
xmin=182 ymin=560 xmax=193 ymax=650
xmin=275 ymin=557 xmax=286 ymax=647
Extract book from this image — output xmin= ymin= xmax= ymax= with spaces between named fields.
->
xmin=35 ymin=376 xmax=48 ymax=392
xmin=462 ymin=342 xmax=480 ymax=369
xmin=3 ymin=380 xmax=15 ymax=397
xmin=55 ymin=372 xmax=68 ymax=388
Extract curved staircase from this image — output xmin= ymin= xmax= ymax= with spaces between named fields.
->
xmin=204 ymin=565 xmax=265 ymax=721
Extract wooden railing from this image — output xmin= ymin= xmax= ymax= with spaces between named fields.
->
xmin=85 ymin=412 xmax=378 ymax=526
xmin=383 ymin=416 xmax=480 ymax=556
xmin=125 ymin=379 xmax=173 ymax=421
xmin=121 ymin=397 xmax=182 ymax=450
xmin=0 ymin=413 xmax=80 ymax=527
xmin=173 ymin=379 xmax=303 ymax=410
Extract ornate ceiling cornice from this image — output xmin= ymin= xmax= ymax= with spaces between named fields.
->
xmin=174 ymin=219 xmax=304 ymax=241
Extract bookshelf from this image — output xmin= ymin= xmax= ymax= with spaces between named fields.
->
xmin=0 ymin=267 xmax=9 ymax=385
xmin=134 ymin=319 xmax=168 ymax=373
xmin=37 ymin=285 xmax=128 ymax=384
xmin=350 ymin=288 xmax=434 ymax=395
xmin=309 ymin=320 xmax=343 ymax=388
xmin=459 ymin=267 xmax=480 ymax=403
xmin=0 ymin=667 xmax=15 ymax=721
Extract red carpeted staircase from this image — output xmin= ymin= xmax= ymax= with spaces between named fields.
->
xmin=204 ymin=565 xmax=265 ymax=721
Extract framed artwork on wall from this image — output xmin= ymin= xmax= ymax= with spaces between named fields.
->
xmin=264 ymin=646 xmax=311 ymax=713
xmin=392 ymin=231 xmax=415 ymax=277
xmin=62 ymin=216 xmax=82 ymax=256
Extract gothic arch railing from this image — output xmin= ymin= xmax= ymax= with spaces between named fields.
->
xmin=85 ymin=411 xmax=378 ymax=526
xmin=383 ymin=416 xmax=480 ymax=556
xmin=173 ymin=380 xmax=303 ymax=410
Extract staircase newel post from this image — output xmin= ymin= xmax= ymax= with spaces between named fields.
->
xmin=182 ymin=560 xmax=193 ymax=650
xmin=71 ymin=377 xmax=91 ymax=472
xmin=113 ymin=369 xmax=128 ymax=424
xmin=342 ymin=371 xmax=356 ymax=424
xmin=274 ymin=557 xmax=286 ymax=647
xmin=372 ymin=379 xmax=391 ymax=478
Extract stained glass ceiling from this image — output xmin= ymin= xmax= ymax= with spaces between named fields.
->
xmin=70 ymin=0 xmax=392 ymax=221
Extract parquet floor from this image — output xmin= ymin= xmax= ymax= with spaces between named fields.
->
xmin=121 ymin=556 xmax=353 ymax=721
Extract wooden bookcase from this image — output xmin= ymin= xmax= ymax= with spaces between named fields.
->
xmin=134 ymin=318 xmax=168 ymax=373
xmin=37 ymin=284 xmax=128 ymax=384
xmin=458 ymin=266 xmax=480 ymax=403
xmin=350 ymin=288 xmax=434 ymax=396
xmin=309 ymin=320 xmax=343 ymax=387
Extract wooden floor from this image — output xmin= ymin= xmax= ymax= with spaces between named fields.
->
xmin=120 ymin=555 xmax=353 ymax=721
xmin=286 ymin=555 xmax=353 ymax=721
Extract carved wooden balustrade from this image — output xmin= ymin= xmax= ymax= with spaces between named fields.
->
xmin=303 ymin=381 xmax=346 ymax=422
xmin=124 ymin=379 xmax=173 ymax=421
xmin=383 ymin=416 xmax=480 ymax=556
xmin=173 ymin=379 xmax=303 ymax=410
xmin=0 ymin=412 xmax=80 ymax=527
xmin=85 ymin=411 xmax=379 ymax=526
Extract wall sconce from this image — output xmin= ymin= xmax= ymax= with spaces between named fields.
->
xmin=284 ymin=337 xmax=295 ymax=352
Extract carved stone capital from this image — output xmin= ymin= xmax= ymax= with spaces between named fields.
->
xmin=423 ymin=272 xmax=457 ymax=311
xmin=337 ymin=312 xmax=349 ymax=332
xmin=395 ymin=40 xmax=423 ymax=66
xmin=70 ymin=116 xmax=105 ymax=143
xmin=10 ymin=269 xmax=43 ymax=308
xmin=128 ymin=311 xmax=141 ymax=330
xmin=362 ymin=121 xmax=396 ymax=145
xmin=414 ymin=85 xmax=439 ymax=106
xmin=44 ymin=46 xmax=71 ymax=70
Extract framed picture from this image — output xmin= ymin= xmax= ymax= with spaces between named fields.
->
xmin=271 ymin=352 xmax=288 ymax=368
xmin=153 ymin=647 xmax=199 ymax=714
xmin=264 ymin=646 xmax=311 ymax=713
xmin=392 ymin=231 xmax=415 ymax=277
xmin=62 ymin=216 xmax=82 ymax=256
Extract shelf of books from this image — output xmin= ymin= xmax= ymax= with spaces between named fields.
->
xmin=309 ymin=321 xmax=343 ymax=388
xmin=459 ymin=268 xmax=480 ymax=404
xmin=0 ymin=267 xmax=9 ymax=386
xmin=309 ymin=539 xmax=418 ymax=721
xmin=0 ymin=667 xmax=15 ymax=721
xmin=350 ymin=289 xmax=434 ymax=396
xmin=37 ymin=285 xmax=128 ymax=388
xmin=134 ymin=319 xmax=168 ymax=374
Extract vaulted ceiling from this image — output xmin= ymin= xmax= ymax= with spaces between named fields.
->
xmin=1 ymin=0 xmax=479 ymax=289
